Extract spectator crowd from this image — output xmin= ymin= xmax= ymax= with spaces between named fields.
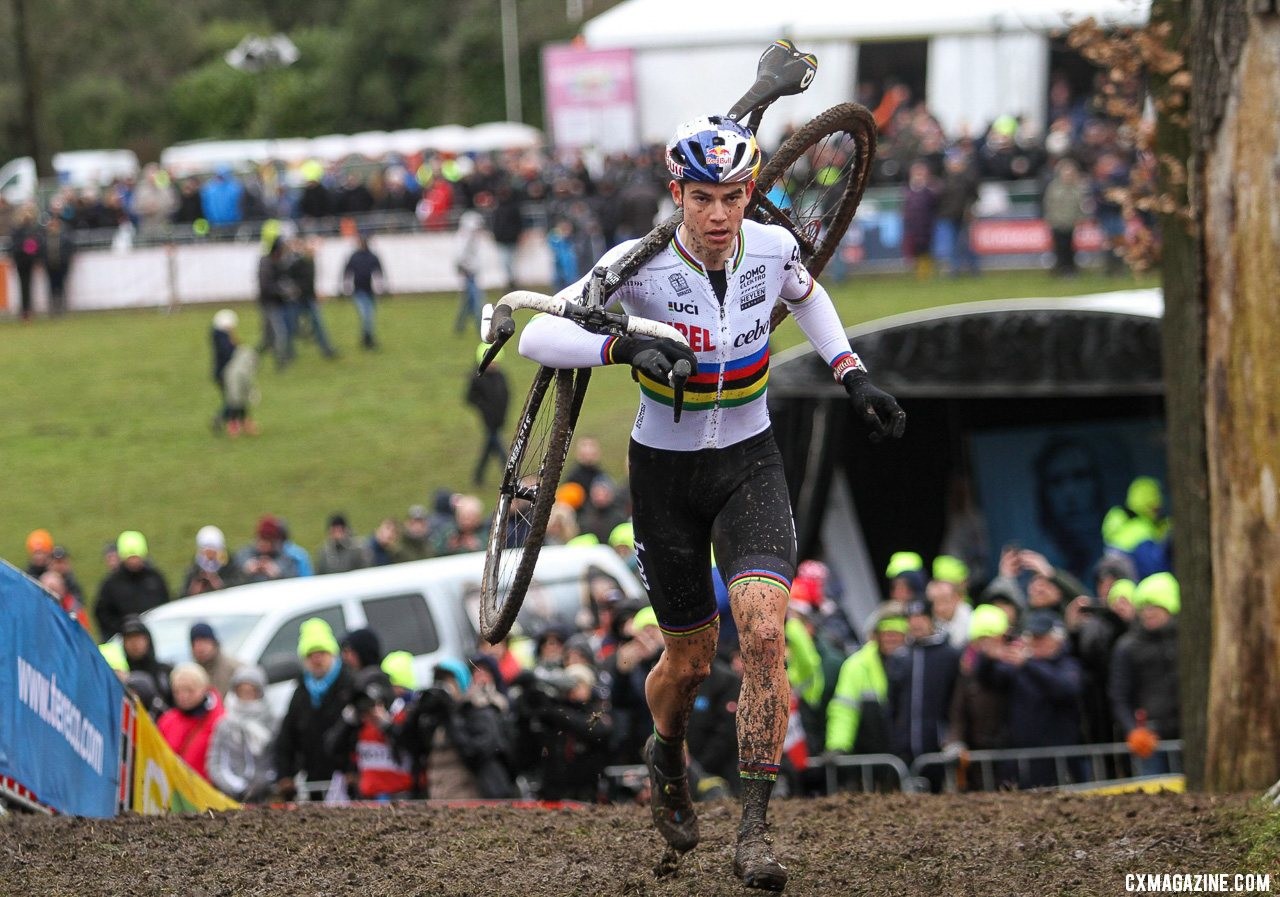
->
xmin=5 ymin=67 xmax=1155 ymax=321
xmin=24 ymin=421 xmax=1178 ymax=802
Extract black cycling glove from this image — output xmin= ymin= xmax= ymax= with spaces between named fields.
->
xmin=842 ymin=370 xmax=906 ymax=441
xmin=610 ymin=336 xmax=697 ymax=383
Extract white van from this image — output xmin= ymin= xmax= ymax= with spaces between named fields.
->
xmin=0 ymin=150 xmax=140 ymax=204
xmin=139 ymin=545 xmax=644 ymax=716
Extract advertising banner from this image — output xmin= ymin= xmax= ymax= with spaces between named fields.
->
xmin=0 ymin=562 xmax=126 ymax=817
xmin=542 ymin=44 xmax=638 ymax=152
xmin=131 ymin=697 xmax=240 ymax=814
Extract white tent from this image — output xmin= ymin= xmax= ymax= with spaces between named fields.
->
xmin=580 ymin=0 xmax=1150 ymax=143
xmin=583 ymin=0 xmax=1149 ymax=48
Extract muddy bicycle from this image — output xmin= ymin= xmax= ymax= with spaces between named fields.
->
xmin=474 ymin=39 xmax=877 ymax=643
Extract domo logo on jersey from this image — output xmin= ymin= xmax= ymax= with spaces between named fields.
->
xmin=668 ymin=272 xmax=693 ymax=296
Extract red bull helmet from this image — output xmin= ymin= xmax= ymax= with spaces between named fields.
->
xmin=665 ymin=115 xmax=761 ymax=184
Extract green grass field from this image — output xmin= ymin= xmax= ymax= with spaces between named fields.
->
xmin=3 ymin=268 xmax=1155 ymax=598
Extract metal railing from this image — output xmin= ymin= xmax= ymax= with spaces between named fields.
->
xmin=907 ymin=740 xmax=1184 ymax=793
xmin=244 ymin=742 xmax=1184 ymax=807
xmin=802 ymin=753 xmax=911 ymax=794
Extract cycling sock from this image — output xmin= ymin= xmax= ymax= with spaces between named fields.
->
xmin=653 ymin=727 xmax=686 ymax=774
xmin=738 ymin=772 xmax=776 ymax=831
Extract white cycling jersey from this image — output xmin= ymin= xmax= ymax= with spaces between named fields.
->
xmin=519 ymin=218 xmax=864 ymax=451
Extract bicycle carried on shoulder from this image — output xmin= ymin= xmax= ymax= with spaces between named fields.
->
xmin=474 ymin=39 xmax=877 ymax=643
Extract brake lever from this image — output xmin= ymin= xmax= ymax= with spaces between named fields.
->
xmin=670 ymin=359 xmax=691 ymax=423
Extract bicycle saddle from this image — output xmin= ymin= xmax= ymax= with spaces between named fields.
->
xmin=726 ymin=39 xmax=819 ymax=124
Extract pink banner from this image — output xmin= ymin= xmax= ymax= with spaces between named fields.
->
xmin=541 ymin=44 xmax=638 ymax=151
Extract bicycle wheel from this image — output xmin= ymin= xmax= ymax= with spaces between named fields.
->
xmin=752 ymin=102 xmax=876 ymax=279
xmin=479 ymin=365 xmax=576 ymax=643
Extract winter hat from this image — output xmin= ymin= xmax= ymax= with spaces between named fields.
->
xmin=120 ymin=614 xmax=150 ymax=637
xmin=434 ymin=658 xmax=472 ymax=693
xmin=564 ymin=633 xmax=595 ymax=663
xmin=885 ymin=551 xmax=924 ymax=579
xmin=117 ymin=531 xmax=148 ymax=560
xmin=968 ymin=604 xmax=1011 ymax=641
xmin=862 ymin=601 xmax=907 ymax=637
xmin=171 ymin=662 xmax=210 ymax=691
xmin=297 ymin=618 xmax=340 ymax=658
xmin=381 ymin=651 xmax=417 ymax=691
xmin=468 ymin=653 xmax=505 ymax=692
xmin=189 ymin=622 xmax=218 ymax=645
xmin=213 ymin=308 xmax=239 ymax=332
xmin=196 ymin=525 xmax=225 ymax=552
xmin=1133 ymin=572 xmax=1180 ymax=615
xmin=608 ymin=521 xmax=635 ymax=550
xmin=563 ymin=663 xmax=596 ymax=692
xmin=797 ymin=559 xmax=830 ymax=587
xmin=931 ymin=555 xmax=969 ymax=587
xmin=255 ymin=515 xmax=285 ymax=542
xmin=789 ymin=576 xmax=823 ymax=608
xmin=26 ymin=529 xmax=54 ymax=555
xmin=1126 ymin=476 xmax=1164 ymax=519
xmin=230 ymin=665 xmax=267 ymax=694
xmin=566 ymin=533 xmax=600 ymax=547
xmin=875 ymin=616 xmax=909 ymax=635
xmin=341 ymin=628 xmax=383 ymax=668
xmin=1107 ymin=578 xmax=1137 ymax=607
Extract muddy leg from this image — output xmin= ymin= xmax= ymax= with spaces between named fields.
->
xmin=644 ymin=623 xmax=717 ymax=855
xmin=731 ymin=581 xmax=791 ymax=890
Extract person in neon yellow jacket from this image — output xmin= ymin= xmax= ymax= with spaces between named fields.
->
xmin=825 ymin=606 xmax=908 ymax=753
xmin=785 ymin=611 xmax=824 ymax=709
xmin=1101 ymin=476 xmax=1172 ymax=579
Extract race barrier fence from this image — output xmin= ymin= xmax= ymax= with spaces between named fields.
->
xmin=0 ymin=561 xmax=239 ymax=816
xmin=905 ymin=740 xmax=1184 ymax=794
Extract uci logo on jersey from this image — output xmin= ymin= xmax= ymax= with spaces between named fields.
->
xmin=668 ymin=300 xmax=699 ymax=315
xmin=733 ymin=317 xmax=769 ymax=348
xmin=668 ymin=272 xmax=693 ymax=296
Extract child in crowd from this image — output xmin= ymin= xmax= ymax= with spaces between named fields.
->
xmin=211 ymin=308 xmax=260 ymax=437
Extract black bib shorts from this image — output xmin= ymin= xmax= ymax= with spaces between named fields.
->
xmin=628 ymin=428 xmax=797 ymax=636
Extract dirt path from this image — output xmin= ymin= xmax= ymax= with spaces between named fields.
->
xmin=2 ymin=792 xmax=1273 ymax=897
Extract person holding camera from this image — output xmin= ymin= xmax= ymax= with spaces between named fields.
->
xmin=325 ymin=665 xmax=414 ymax=801
xmin=512 ymin=664 xmax=613 ymax=802
xmin=398 ymin=659 xmax=516 ymax=800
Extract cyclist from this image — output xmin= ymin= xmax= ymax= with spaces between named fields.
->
xmin=519 ymin=115 xmax=905 ymax=891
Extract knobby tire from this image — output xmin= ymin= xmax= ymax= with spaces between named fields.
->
xmin=479 ymin=365 xmax=574 ymax=643
xmin=751 ymin=102 xmax=876 ymax=329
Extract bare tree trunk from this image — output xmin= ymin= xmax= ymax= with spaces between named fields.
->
xmin=1153 ymin=0 xmax=1209 ymax=790
xmin=1191 ymin=0 xmax=1280 ymax=791
xmin=10 ymin=0 xmax=46 ymax=176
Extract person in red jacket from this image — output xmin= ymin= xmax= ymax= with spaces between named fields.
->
xmin=158 ymin=662 xmax=225 ymax=781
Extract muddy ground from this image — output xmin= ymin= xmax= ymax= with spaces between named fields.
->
xmin=1 ymin=792 xmax=1275 ymax=897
